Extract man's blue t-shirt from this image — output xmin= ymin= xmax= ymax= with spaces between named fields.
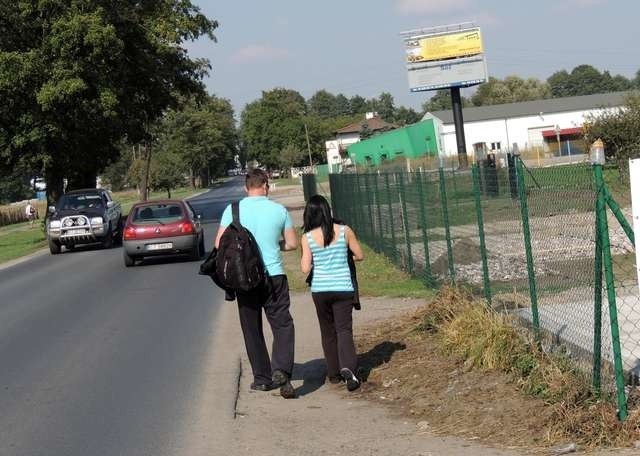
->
xmin=220 ymin=196 xmax=293 ymax=277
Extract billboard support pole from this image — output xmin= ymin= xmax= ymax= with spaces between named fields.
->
xmin=451 ymin=87 xmax=468 ymax=169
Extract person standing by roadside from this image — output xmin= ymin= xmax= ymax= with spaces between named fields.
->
xmin=215 ymin=169 xmax=298 ymax=398
xmin=300 ymin=195 xmax=364 ymax=391
xmin=25 ymin=200 xmax=36 ymax=228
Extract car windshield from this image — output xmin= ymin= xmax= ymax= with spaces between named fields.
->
xmin=57 ymin=194 xmax=103 ymax=211
xmin=132 ymin=203 xmax=183 ymax=223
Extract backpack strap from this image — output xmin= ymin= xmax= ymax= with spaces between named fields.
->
xmin=231 ymin=201 xmax=240 ymax=226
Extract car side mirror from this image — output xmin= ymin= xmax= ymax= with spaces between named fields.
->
xmin=107 ymin=201 xmax=115 ymax=209
xmin=48 ymin=206 xmax=55 ymax=214
xmin=197 ymin=214 xmax=202 ymax=220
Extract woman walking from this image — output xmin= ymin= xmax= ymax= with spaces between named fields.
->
xmin=300 ymin=195 xmax=364 ymax=391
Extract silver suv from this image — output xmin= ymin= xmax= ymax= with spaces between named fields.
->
xmin=47 ymin=189 xmax=122 ymax=254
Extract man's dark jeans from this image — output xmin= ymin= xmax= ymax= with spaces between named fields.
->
xmin=236 ymin=275 xmax=295 ymax=386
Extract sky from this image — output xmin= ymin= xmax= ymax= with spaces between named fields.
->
xmin=186 ymin=0 xmax=640 ymax=118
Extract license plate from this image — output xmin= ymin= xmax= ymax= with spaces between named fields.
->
xmin=67 ymin=229 xmax=88 ymax=236
xmin=146 ymin=242 xmax=173 ymax=251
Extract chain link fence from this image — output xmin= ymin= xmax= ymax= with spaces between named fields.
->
xmin=329 ymin=156 xmax=638 ymax=420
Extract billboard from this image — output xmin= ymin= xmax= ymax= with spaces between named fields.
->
xmin=406 ymin=28 xmax=483 ymax=63
xmin=403 ymin=25 xmax=488 ymax=92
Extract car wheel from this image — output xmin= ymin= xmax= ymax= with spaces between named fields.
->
xmin=113 ymin=217 xmax=124 ymax=246
xmin=102 ymin=226 xmax=114 ymax=249
xmin=49 ymin=239 xmax=61 ymax=255
xmin=123 ymin=250 xmax=135 ymax=267
xmin=190 ymin=239 xmax=202 ymax=261
xmin=198 ymin=235 xmax=205 ymax=258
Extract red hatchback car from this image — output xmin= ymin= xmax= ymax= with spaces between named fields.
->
xmin=122 ymin=199 xmax=205 ymax=267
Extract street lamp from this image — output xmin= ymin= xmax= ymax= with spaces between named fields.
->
xmin=590 ymin=138 xmax=605 ymax=165
xmin=554 ymin=125 xmax=562 ymax=156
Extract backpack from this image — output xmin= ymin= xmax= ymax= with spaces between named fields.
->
xmin=214 ymin=202 xmax=266 ymax=292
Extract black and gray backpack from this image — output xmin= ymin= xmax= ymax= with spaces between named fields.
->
xmin=215 ymin=202 xmax=266 ymax=292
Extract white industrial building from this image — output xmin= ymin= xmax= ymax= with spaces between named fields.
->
xmin=428 ymin=91 xmax=629 ymax=159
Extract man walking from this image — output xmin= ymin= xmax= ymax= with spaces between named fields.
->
xmin=215 ymin=169 xmax=298 ymax=398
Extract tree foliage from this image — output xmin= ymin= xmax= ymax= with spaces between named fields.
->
xmin=0 ymin=1 xmax=217 ymax=204
xmin=548 ymin=65 xmax=634 ymax=98
xmin=584 ymin=93 xmax=640 ymax=171
xmin=240 ymin=88 xmax=308 ymax=169
xmin=422 ymin=89 xmax=471 ymax=112
xmin=102 ymin=95 xmax=236 ymax=194
xmin=471 ymin=76 xmax=551 ymax=106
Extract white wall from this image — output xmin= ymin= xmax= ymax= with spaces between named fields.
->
xmin=440 ymin=107 xmax=613 ymax=156
xmin=325 ymin=132 xmax=361 ymax=166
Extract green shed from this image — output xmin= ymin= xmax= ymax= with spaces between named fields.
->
xmin=347 ymin=118 xmax=442 ymax=166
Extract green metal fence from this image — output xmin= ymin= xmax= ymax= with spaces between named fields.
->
xmin=329 ymin=157 xmax=638 ymax=420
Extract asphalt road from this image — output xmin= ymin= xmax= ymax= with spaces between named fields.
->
xmin=0 ymin=178 xmax=246 ymax=456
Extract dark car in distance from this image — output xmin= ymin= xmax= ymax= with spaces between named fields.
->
xmin=46 ymin=188 xmax=123 ymax=254
xmin=122 ymin=200 xmax=205 ymax=267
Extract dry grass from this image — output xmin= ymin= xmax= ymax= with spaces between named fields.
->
xmin=418 ymin=286 xmax=640 ymax=449
xmin=0 ymin=200 xmax=46 ymax=227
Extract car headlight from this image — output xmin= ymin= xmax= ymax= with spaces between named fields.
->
xmin=49 ymin=220 xmax=61 ymax=229
xmin=90 ymin=217 xmax=103 ymax=226
xmin=63 ymin=219 xmax=74 ymax=227
xmin=76 ymin=218 xmax=86 ymax=226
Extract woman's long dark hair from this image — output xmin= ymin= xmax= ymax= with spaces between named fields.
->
xmin=303 ymin=194 xmax=334 ymax=247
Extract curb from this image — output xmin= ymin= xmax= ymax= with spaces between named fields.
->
xmin=0 ymin=247 xmax=49 ymax=272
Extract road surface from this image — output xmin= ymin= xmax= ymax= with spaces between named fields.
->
xmin=0 ymin=179 xmax=244 ymax=456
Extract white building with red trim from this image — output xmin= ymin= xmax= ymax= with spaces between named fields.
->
xmin=427 ymin=91 xmax=629 ymax=158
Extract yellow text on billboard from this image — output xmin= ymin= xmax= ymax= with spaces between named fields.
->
xmin=406 ymin=29 xmax=483 ymax=63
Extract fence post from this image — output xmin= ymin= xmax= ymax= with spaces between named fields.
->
xmin=302 ymin=173 xmax=317 ymax=202
xmin=515 ymin=155 xmax=540 ymax=338
xmin=472 ymin=164 xmax=492 ymax=304
xmin=416 ymin=171 xmax=434 ymax=286
xmin=384 ymin=173 xmax=398 ymax=263
xmin=594 ymin=158 xmax=628 ymax=420
xmin=363 ymin=173 xmax=375 ymax=246
xmin=398 ymin=172 xmax=414 ymax=274
xmin=438 ymin=166 xmax=455 ymax=281
xmin=373 ymin=173 xmax=384 ymax=253
xmin=593 ymin=203 xmax=603 ymax=395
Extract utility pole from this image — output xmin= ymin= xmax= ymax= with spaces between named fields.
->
xmin=304 ymin=123 xmax=313 ymax=168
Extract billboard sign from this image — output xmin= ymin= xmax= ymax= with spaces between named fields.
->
xmin=407 ymin=56 xmax=488 ymax=92
xmin=402 ymin=25 xmax=488 ymax=92
xmin=406 ymin=28 xmax=483 ymax=63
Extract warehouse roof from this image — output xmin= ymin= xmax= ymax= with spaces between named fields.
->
xmin=428 ymin=91 xmax=631 ymax=124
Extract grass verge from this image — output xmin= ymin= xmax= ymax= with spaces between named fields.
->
xmin=282 ymin=242 xmax=434 ymax=299
xmin=0 ymin=226 xmax=47 ymax=264
xmin=417 ymin=286 xmax=640 ymax=449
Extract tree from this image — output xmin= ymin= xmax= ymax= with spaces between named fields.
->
xmin=349 ymin=95 xmax=367 ymax=115
xmin=240 ymin=88 xmax=307 ymax=169
xmin=393 ymin=106 xmax=421 ymax=126
xmin=548 ymin=65 xmax=633 ymax=97
xmin=367 ymin=92 xmax=395 ymax=121
xmin=471 ymin=76 xmax=551 ymax=106
xmin=584 ymin=93 xmax=640 ymax=172
xmin=279 ymin=143 xmax=305 ymax=175
xmin=0 ymin=1 xmax=217 ymax=205
xmin=308 ymin=90 xmax=338 ymax=118
xmin=422 ymin=89 xmax=465 ymax=112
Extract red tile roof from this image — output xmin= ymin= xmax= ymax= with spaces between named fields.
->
xmin=335 ymin=116 xmax=397 ymax=135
